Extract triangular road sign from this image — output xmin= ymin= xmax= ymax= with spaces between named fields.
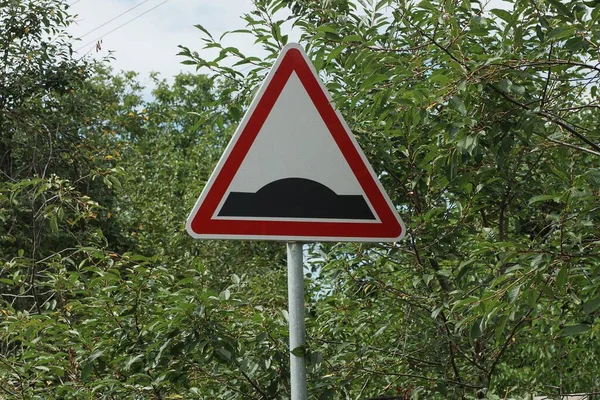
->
xmin=186 ymin=43 xmax=405 ymax=242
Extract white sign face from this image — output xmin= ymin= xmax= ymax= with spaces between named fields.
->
xmin=225 ymin=71 xmax=365 ymax=197
xmin=186 ymin=43 xmax=406 ymax=242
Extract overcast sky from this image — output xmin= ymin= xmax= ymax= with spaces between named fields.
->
xmin=67 ymin=0 xmax=262 ymax=87
xmin=67 ymin=0 xmax=508 ymax=86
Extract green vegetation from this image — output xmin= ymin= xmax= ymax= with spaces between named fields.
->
xmin=1 ymin=0 xmax=599 ymax=398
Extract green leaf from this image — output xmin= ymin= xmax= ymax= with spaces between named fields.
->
xmin=583 ymin=297 xmax=600 ymax=314
xmin=498 ymin=79 xmax=512 ymax=92
xmin=326 ymin=44 xmax=346 ymax=64
xmin=317 ymin=25 xmax=338 ymax=34
xmin=49 ymin=214 xmax=58 ymax=233
xmin=470 ymin=319 xmax=482 ymax=343
xmin=561 ymin=324 xmax=591 ymax=336
xmin=81 ymin=362 xmax=93 ymax=381
xmin=547 ymin=26 xmax=576 ymax=41
xmin=564 ymin=36 xmax=584 ymax=51
xmin=429 ymin=72 xmax=452 ymax=84
xmin=215 ymin=348 xmax=232 ymax=362
xmin=374 ymin=325 xmax=388 ymax=336
xmin=508 ymin=285 xmax=521 ymax=304
xmin=528 ymin=194 xmax=560 ymax=205
xmin=360 ymin=74 xmax=389 ymax=89
xmin=290 ymin=346 xmax=306 ymax=357
xmin=194 ymin=24 xmax=214 ymax=40
xmin=548 ymin=0 xmax=573 ymax=18
xmin=556 ymin=265 xmax=568 ymax=290
xmin=219 ymin=289 xmax=231 ymax=301
xmin=342 ymin=34 xmax=362 ymax=43
xmin=437 ymin=380 xmax=448 ymax=397
xmin=512 ymin=84 xmax=525 ymax=95
xmin=49 ymin=366 xmax=65 ymax=377
xmin=107 ymin=175 xmax=121 ymax=189
xmin=155 ymin=339 xmax=172 ymax=365
xmin=125 ymin=354 xmax=145 ymax=371
xmin=490 ymin=9 xmax=512 ymax=23
xmin=495 ymin=314 xmax=509 ymax=342
xmin=87 ymin=350 xmax=104 ymax=363
xmin=450 ymin=96 xmax=466 ymax=115
xmin=536 ymin=25 xmax=544 ymax=41
xmin=527 ymin=289 xmax=539 ymax=309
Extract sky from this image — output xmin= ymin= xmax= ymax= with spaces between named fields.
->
xmin=67 ymin=0 xmax=262 ymax=87
xmin=67 ymin=0 xmax=508 ymax=87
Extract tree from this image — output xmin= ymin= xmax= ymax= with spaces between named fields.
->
xmin=1 ymin=13 xmax=290 ymax=394
xmin=0 ymin=2 xmax=132 ymax=396
xmin=105 ymin=71 xmax=292 ymax=398
xmin=2 ymin=0 xmax=599 ymax=398
xmin=0 ymin=0 xmax=126 ymax=259
xmin=181 ymin=0 xmax=600 ymax=398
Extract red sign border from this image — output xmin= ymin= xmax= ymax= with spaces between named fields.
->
xmin=186 ymin=44 xmax=405 ymax=242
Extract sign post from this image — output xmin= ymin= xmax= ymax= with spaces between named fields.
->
xmin=186 ymin=43 xmax=405 ymax=399
xmin=287 ymin=242 xmax=307 ymax=400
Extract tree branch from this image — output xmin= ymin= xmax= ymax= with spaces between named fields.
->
xmin=398 ymin=12 xmax=600 ymax=155
xmin=486 ymin=85 xmax=600 ymax=154
xmin=541 ymin=43 xmax=553 ymax=108
xmin=240 ymin=368 xmax=270 ymax=400
xmin=486 ymin=291 xmax=542 ymax=384
xmin=498 ymin=59 xmax=600 ymax=74
xmin=545 ymin=137 xmax=600 ymax=157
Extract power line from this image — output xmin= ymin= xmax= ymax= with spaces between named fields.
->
xmin=81 ymin=43 xmax=98 ymax=57
xmin=77 ymin=0 xmax=155 ymax=39
xmin=69 ymin=0 xmax=84 ymax=5
xmin=75 ymin=0 xmax=171 ymax=53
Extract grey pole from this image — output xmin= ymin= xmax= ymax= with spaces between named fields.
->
xmin=287 ymin=242 xmax=307 ymax=400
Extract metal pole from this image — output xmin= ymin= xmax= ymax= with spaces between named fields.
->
xmin=287 ymin=242 xmax=307 ymax=400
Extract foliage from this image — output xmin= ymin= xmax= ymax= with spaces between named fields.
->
xmin=183 ymin=0 xmax=600 ymax=398
xmin=1 ymin=2 xmax=288 ymax=396
xmin=1 ymin=0 xmax=600 ymax=399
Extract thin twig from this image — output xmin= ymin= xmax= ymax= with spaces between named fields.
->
xmin=397 ymin=10 xmax=600 ymax=155
xmin=240 ymin=368 xmax=270 ymax=399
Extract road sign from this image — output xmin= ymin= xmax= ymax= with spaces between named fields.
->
xmin=186 ymin=43 xmax=405 ymax=242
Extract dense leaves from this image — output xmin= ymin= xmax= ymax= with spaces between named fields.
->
xmin=1 ymin=0 xmax=600 ymax=399
xmin=181 ymin=0 xmax=600 ymax=397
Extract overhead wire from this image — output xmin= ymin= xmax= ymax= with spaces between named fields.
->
xmin=75 ymin=0 xmax=171 ymax=53
xmin=81 ymin=43 xmax=98 ymax=57
xmin=77 ymin=0 xmax=155 ymax=39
